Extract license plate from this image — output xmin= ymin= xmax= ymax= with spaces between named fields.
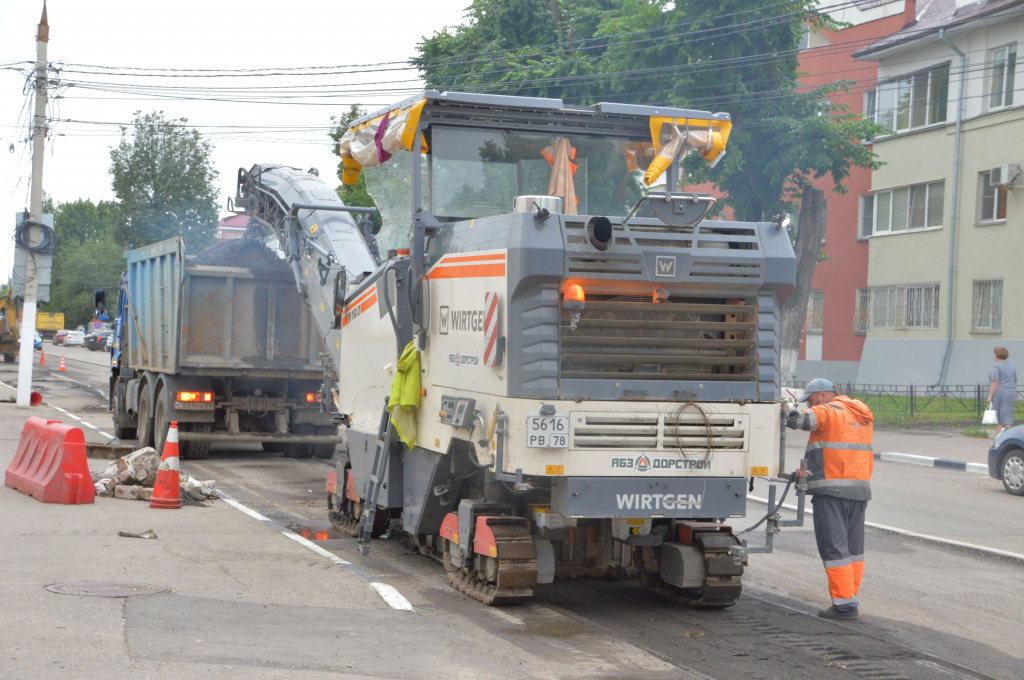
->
xmin=526 ymin=414 xmax=569 ymax=448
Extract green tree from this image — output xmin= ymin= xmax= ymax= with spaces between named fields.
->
xmin=329 ymin=105 xmax=382 ymax=233
xmin=46 ymin=235 xmax=125 ymax=328
xmin=38 ymin=197 xmax=124 ymax=326
xmin=414 ymin=0 xmax=608 ymax=101
xmin=109 ymin=111 xmax=219 ymax=249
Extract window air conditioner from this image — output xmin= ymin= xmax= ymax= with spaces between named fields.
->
xmin=989 ymin=163 xmax=1022 ymax=188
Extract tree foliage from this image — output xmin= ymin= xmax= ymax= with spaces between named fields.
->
xmin=38 ymin=198 xmax=124 ymax=327
xmin=109 ymin=111 xmax=219 ymax=249
xmin=329 ymin=104 xmax=382 ymax=233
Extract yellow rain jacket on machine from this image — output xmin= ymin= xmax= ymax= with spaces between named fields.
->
xmin=388 ymin=341 xmax=421 ymax=448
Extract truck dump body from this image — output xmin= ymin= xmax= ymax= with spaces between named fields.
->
xmin=123 ymin=238 xmax=321 ymax=377
xmin=111 ymin=237 xmax=339 ymax=460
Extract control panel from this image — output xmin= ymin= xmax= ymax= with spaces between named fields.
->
xmin=439 ymin=395 xmax=476 ymax=429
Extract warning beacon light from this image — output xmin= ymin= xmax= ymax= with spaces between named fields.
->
xmin=563 ymin=283 xmax=585 ymax=310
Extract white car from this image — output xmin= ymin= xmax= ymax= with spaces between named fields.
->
xmin=63 ymin=331 xmax=86 ymax=347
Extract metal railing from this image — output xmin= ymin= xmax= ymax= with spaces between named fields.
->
xmin=781 ymin=382 xmax=1024 ymax=424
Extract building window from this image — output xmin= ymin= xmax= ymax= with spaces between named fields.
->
xmin=806 ymin=290 xmax=824 ymax=334
xmin=859 ymin=195 xmax=874 ymax=239
xmin=972 ymin=279 xmax=1003 ymax=333
xmin=863 ymin=181 xmax=944 ymax=235
xmin=979 ymin=171 xmax=1009 ymax=223
xmin=865 ymin=64 xmax=949 ymax=134
xmin=866 ymin=283 xmax=939 ymax=330
xmin=854 ymin=288 xmax=870 ymax=334
xmin=799 ymin=24 xmax=812 ymax=51
xmin=989 ymin=44 xmax=1017 ymax=109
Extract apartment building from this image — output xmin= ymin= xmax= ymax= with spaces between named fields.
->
xmin=795 ymin=0 xmax=912 ymax=383
xmin=853 ymin=0 xmax=1024 ymax=384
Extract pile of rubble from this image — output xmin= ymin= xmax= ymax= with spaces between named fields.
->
xmin=91 ymin=447 xmax=217 ymax=502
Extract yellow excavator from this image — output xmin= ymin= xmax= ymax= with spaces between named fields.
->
xmin=0 ymin=290 xmax=20 ymax=363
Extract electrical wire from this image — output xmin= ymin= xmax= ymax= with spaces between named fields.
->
xmin=14 ymin=218 xmax=57 ymax=255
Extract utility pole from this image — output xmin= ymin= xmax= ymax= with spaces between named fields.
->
xmin=16 ymin=2 xmax=49 ymax=408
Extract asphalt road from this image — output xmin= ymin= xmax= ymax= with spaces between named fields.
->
xmin=3 ymin=349 xmax=1022 ymax=680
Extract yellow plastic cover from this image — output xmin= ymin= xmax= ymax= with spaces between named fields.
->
xmin=338 ymin=99 xmax=429 ymax=185
xmin=644 ymin=116 xmax=732 ymax=186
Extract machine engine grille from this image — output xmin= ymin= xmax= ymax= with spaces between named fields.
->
xmin=571 ymin=412 xmax=748 ymax=452
xmin=560 ymin=295 xmax=757 ymax=382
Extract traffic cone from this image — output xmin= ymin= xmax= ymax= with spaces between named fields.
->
xmin=58 ymin=355 xmax=66 ymax=372
xmin=39 ymin=348 xmax=45 ymax=366
xmin=150 ymin=421 xmax=182 ymax=509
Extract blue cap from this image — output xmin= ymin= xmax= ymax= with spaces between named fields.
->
xmin=798 ymin=378 xmax=834 ymax=403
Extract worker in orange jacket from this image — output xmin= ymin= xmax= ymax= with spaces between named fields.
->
xmin=786 ymin=378 xmax=874 ymax=621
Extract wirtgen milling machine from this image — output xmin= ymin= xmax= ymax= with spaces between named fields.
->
xmin=233 ymin=91 xmax=797 ymax=607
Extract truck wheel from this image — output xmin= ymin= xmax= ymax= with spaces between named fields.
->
xmin=180 ymin=423 xmax=212 ymax=460
xmin=153 ymin=389 xmax=171 ymax=455
xmin=136 ymin=387 xmax=154 ymax=449
xmin=280 ymin=423 xmax=314 ymax=459
xmin=312 ymin=425 xmax=338 ymax=460
xmin=3 ymin=354 xmax=13 ymax=363
xmin=112 ymin=390 xmax=137 ymax=441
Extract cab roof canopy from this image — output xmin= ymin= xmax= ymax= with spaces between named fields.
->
xmin=350 ymin=89 xmax=730 ymax=136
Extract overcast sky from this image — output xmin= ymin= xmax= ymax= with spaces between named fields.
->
xmin=0 ymin=0 xmax=470 ymax=285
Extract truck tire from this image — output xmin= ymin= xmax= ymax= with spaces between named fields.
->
xmin=280 ymin=423 xmax=314 ymax=459
xmin=112 ymin=389 xmax=137 ymax=441
xmin=312 ymin=425 xmax=338 ymax=460
xmin=3 ymin=353 xmax=13 ymax=363
xmin=180 ymin=423 xmax=212 ymax=460
xmin=153 ymin=388 xmax=171 ymax=455
xmin=136 ymin=386 xmax=154 ymax=449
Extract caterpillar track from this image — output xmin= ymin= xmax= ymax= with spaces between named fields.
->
xmin=441 ymin=522 xmax=538 ymax=606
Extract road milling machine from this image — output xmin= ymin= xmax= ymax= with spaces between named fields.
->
xmin=233 ymin=91 xmax=799 ymax=607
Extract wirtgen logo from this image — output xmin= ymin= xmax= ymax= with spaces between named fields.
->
xmin=655 ymin=255 xmax=676 ymax=277
xmin=615 ymin=493 xmax=703 ymax=511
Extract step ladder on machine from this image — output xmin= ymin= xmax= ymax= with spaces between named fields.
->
xmin=357 ymin=398 xmax=393 ymax=556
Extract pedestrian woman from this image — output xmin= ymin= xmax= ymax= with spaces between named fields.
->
xmin=988 ymin=347 xmax=1018 ymax=436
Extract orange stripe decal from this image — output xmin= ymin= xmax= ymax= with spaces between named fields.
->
xmin=343 ymin=287 xmax=375 ymax=315
xmin=441 ymin=253 xmax=506 ymax=264
xmin=428 ymin=263 xmax=506 ymax=280
xmin=342 ymin=291 xmax=377 ymax=327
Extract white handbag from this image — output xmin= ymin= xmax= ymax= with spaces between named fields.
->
xmin=982 ymin=404 xmax=998 ymax=425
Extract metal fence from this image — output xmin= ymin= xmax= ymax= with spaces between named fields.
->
xmin=781 ymin=382 xmax=1024 ymax=423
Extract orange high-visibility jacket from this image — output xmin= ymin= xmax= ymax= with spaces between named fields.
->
xmin=797 ymin=396 xmax=874 ymax=501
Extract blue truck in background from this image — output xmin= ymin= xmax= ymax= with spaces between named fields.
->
xmin=107 ymin=237 xmax=341 ymax=460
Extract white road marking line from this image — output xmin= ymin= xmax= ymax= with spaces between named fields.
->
xmin=749 ymin=494 xmax=1024 ymax=564
xmin=0 ymin=380 xmax=118 ymax=440
xmin=47 ymin=404 xmax=117 ymax=440
xmin=218 ymin=492 xmax=415 ymax=612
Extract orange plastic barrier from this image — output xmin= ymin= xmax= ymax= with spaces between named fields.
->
xmin=5 ymin=417 xmax=95 ymax=504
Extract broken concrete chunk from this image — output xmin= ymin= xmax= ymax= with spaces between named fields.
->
xmin=113 ymin=485 xmax=142 ymax=500
xmin=115 ymin=447 xmax=161 ymax=486
xmin=94 ymin=478 xmax=116 ymax=496
xmin=180 ymin=473 xmax=217 ymax=501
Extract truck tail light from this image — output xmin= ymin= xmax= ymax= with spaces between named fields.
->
xmin=177 ymin=391 xmax=213 ymax=403
xmin=306 ymin=393 xmax=320 ymax=403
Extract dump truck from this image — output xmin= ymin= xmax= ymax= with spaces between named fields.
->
xmin=34 ymin=311 xmax=64 ymax=338
xmin=0 ymin=291 xmax=19 ymax=362
xmin=234 ymin=91 xmax=799 ymax=607
xmin=107 ymin=237 xmax=341 ymax=460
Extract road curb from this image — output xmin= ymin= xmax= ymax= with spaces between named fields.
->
xmin=874 ymin=451 xmax=988 ymax=476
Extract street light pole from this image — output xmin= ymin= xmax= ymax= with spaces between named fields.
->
xmin=16 ymin=2 xmax=49 ymax=408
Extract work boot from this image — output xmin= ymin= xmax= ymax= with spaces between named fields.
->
xmin=818 ymin=606 xmax=859 ymax=620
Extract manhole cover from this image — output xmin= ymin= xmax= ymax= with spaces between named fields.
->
xmin=46 ymin=582 xmax=170 ymax=598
